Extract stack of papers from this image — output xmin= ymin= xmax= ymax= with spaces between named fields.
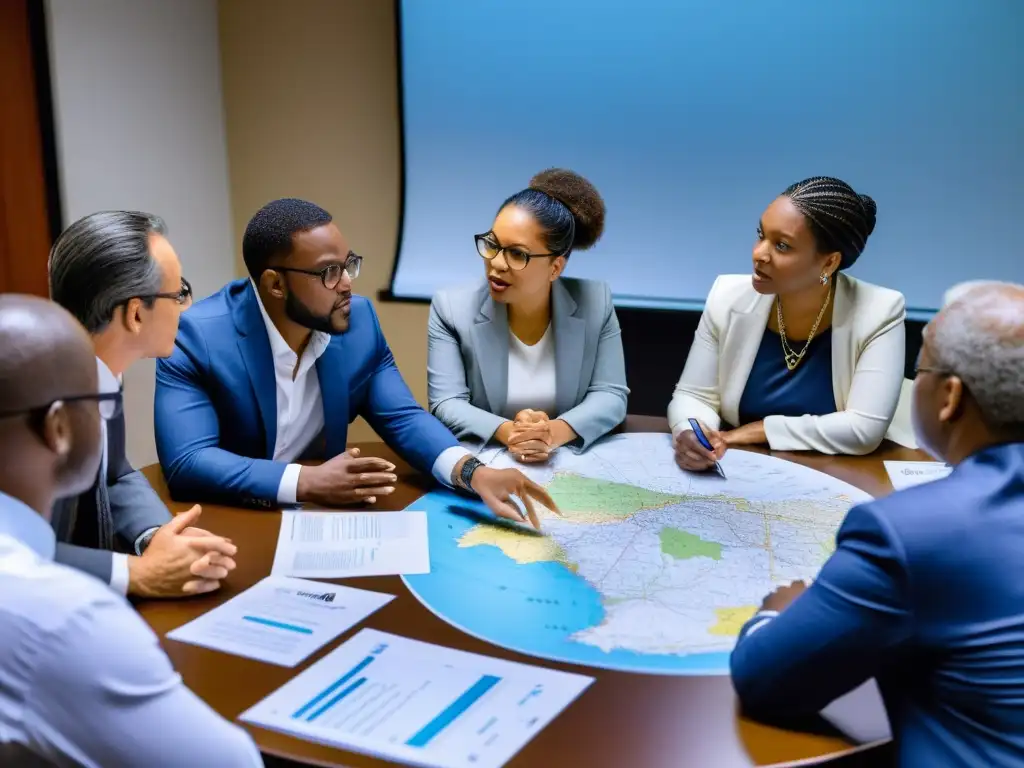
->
xmin=272 ymin=510 xmax=430 ymax=579
xmin=241 ymin=628 xmax=594 ymax=768
xmin=884 ymin=461 xmax=952 ymax=491
xmin=166 ymin=576 xmax=393 ymax=667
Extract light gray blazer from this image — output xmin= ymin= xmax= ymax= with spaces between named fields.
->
xmin=428 ymin=277 xmax=629 ymax=452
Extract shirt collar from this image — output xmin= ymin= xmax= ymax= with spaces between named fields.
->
xmin=0 ymin=491 xmax=56 ymax=560
xmin=96 ymin=356 xmax=121 ymax=391
xmin=250 ymin=279 xmax=331 ymax=364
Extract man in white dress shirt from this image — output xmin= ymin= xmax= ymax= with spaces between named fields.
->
xmin=48 ymin=211 xmax=236 ymax=598
xmin=0 ymin=295 xmax=262 ymax=767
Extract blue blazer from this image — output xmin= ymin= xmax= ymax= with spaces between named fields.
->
xmin=154 ymin=279 xmax=458 ymax=508
xmin=731 ymin=442 xmax=1024 ymax=767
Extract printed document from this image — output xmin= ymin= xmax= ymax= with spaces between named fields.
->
xmin=272 ymin=511 xmax=429 ymax=578
xmin=884 ymin=461 xmax=953 ymax=491
xmin=240 ymin=628 xmax=594 ymax=768
xmin=166 ymin=576 xmax=393 ymax=667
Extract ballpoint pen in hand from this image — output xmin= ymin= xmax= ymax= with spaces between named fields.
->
xmin=688 ymin=418 xmax=727 ymax=479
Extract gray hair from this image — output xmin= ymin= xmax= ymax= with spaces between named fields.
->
xmin=930 ymin=281 xmax=1024 ymax=430
xmin=48 ymin=211 xmax=167 ymax=333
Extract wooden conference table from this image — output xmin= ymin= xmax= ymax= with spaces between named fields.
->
xmin=138 ymin=416 xmax=928 ymax=767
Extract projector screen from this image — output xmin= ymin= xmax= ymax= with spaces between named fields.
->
xmin=391 ymin=0 xmax=1023 ymax=316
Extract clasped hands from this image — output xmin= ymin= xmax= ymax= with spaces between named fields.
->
xmin=128 ymin=505 xmax=237 ymax=598
xmin=497 ymin=409 xmax=576 ymax=464
xmin=672 ymin=419 xmax=767 ymax=472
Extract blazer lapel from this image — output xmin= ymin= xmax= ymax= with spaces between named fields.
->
xmin=552 ymin=280 xmax=585 ymax=415
xmin=233 ymin=285 xmax=278 ymax=459
xmin=470 ymin=295 xmax=509 ymax=415
xmin=720 ymin=291 xmax=773 ymax=427
xmin=829 ymin=274 xmax=855 ymax=410
xmin=316 ymin=339 xmax=350 ymax=458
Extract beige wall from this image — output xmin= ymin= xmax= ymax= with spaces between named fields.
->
xmin=218 ymin=0 xmax=429 ymax=441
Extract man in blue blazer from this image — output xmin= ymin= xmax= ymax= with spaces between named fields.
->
xmin=155 ymin=198 xmax=553 ymax=526
xmin=730 ymin=281 xmax=1024 ymax=766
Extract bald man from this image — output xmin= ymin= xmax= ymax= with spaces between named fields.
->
xmin=731 ymin=282 xmax=1024 ymax=766
xmin=0 ymin=296 xmax=262 ymax=767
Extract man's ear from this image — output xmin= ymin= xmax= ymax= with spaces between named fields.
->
xmin=40 ymin=402 xmax=72 ymax=458
xmin=939 ymin=376 xmax=966 ymax=424
xmin=116 ymin=298 xmax=145 ymax=336
xmin=261 ymin=269 xmax=286 ymax=300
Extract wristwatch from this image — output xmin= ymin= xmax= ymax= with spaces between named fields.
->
xmin=135 ymin=527 xmax=159 ymax=555
xmin=458 ymin=456 xmax=484 ymax=491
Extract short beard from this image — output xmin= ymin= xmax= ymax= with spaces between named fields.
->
xmin=284 ymin=291 xmax=346 ymax=335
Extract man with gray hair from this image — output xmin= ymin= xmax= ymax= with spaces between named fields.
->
xmin=730 ymin=282 xmax=1024 ymax=766
xmin=49 ymin=211 xmax=236 ymax=599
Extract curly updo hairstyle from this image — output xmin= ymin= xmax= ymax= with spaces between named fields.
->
xmin=500 ymin=169 xmax=606 ymax=257
xmin=780 ymin=176 xmax=877 ymax=270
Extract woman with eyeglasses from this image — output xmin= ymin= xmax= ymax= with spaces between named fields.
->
xmin=428 ymin=169 xmax=628 ymax=462
xmin=668 ymin=176 xmax=912 ymax=470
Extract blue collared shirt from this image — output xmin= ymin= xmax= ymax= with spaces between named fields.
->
xmin=0 ymin=491 xmax=263 ymax=767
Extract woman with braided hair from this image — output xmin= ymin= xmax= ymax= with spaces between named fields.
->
xmin=670 ymin=176 xmax=908 ymax=468
xmin=428 ymin=168 xmax=628 ymax=463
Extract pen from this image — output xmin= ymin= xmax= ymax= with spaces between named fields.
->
xmin=688 ymin=418 xmax=727 ymax=479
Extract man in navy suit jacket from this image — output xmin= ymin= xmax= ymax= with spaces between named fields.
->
xmin=155 ymin=198 xmax=553 ymax=526
xmin=731 ymin=281 xmax=1024 ymax=766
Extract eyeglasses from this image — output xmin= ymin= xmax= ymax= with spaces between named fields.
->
xmin=474 ymin=233 xmax=561 ymax=271
xmin=0 ymin=390 xmax=123 ymax=422
xmin=139 ymin=277 xmax=193 ymax=307
xmin=273 ymin=253 xmax=362 ymax=289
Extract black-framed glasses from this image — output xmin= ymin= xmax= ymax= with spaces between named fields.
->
xmin=273 ymin=253 xmax=362 ymax=289
xmin=474 ymin=233 xmax=562 ymax=271
xmin=0 ymin=390 xmax=123 ymax=422
xmin=139 ymin=277 xmax=193 ymax=307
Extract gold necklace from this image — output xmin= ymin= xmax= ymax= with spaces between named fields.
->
xmin=776 ymin=283 xmax=832 ymax=371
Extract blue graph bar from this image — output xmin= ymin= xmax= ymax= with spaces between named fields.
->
xmin=307 ymin=678 xmax=368 ymax=722
xmin=406 ymin=675 xmax=502 ymax=748
xmin=242 ymin=616 xmax=313 ymax=634
xmin=291 ymin=656 xmax=375 ymax=719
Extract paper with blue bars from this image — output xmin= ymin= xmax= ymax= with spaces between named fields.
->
xmin=166 ymin=576 xmax=393 ymax=667
xmin=240 ymin=628 xmax=594 ymax=767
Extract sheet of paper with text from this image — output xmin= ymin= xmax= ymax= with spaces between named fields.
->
xmin=272 ymin=511 xmax=429 ymax=579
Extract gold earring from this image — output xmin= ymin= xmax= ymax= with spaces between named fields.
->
xmin=820 ymin=273 xmax=829 ymax=286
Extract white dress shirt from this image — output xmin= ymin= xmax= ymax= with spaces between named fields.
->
xmin=504 ymin=325 xmax=557 ymax=419
xmin=0 ymin=491 xmax=263 ymax=767
xmin=252 ymin=286 xmax=467 ymax=502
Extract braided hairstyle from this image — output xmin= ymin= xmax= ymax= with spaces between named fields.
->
xmin=500 ymin=169 xmax=606 ymax=257
xmin=781 ymin=177 xmax=877 ymax=270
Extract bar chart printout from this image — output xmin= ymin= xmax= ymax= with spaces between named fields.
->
xmin=166 ymin=576 xmax=394 ymax=667
xmin=240 ymin=629 xmax=594 ymax=768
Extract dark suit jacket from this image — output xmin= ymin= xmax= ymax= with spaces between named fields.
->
xmin=731 ymin=442 xmax=1024 ymax=767
xmin=51 ymin=409 xmax=171 ymax=584
xmin=153 ymin=279 xmax=459 ymax=508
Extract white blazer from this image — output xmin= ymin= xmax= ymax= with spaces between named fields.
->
xmin=668 ymin=273 xmax=912 ymax=455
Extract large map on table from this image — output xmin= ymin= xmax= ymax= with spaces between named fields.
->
xmin=403 ymin=433 xmax=871 ymax=675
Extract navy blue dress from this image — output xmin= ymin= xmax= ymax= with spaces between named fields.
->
xmin=737 ymin=327 xmax=837 ymax=426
